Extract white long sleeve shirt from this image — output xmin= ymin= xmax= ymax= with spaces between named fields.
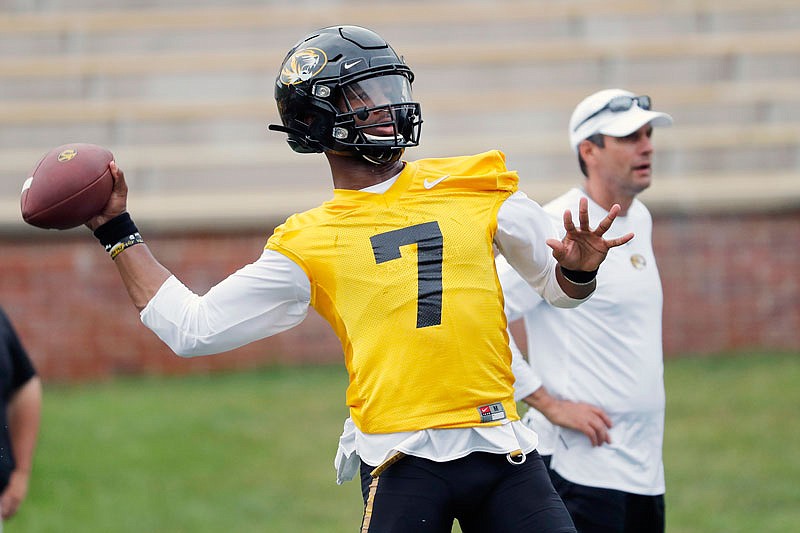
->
xmin=140 ymin=185 xmax=586 ymax=483
xmin=498 ymin=187 xmax=665 ymax=495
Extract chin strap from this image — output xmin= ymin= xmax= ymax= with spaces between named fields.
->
xmin=268 ymin=123 xmax=323 ymax=154
xmin=361 ymin=148 xmax=404 ymax=165
xmin=268 ymin=123 xmax=305 ymax=136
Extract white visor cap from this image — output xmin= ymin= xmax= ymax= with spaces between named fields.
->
xmin=569 ymin=88 xmax=673 ymax=153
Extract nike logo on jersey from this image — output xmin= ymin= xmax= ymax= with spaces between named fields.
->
xmin=344 ymin=60 xmax=362 ymax=69
xmin=423 ymin=175 xmax=450 ymax=189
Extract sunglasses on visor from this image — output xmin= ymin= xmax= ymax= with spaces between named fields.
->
xmin=573 ymin=95 xmax=652 ymax=132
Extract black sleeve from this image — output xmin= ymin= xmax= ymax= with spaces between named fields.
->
xmin=0 ymin=308 xmax=37 ymax=398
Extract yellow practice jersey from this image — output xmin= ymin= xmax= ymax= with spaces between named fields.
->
xmin=266 ymin=150 xmax=520 ymax=433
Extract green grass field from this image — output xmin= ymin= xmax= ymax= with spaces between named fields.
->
xmin=9 ymin=352 xmax=800 ymax=532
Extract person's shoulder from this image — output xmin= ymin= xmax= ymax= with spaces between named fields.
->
xmin=411 ymin=150 xmax=518 ymax=192
xmin=267 ymin=202 xmax=336 ymax=243
xmin=543 ymin=187 xmax=583 ymax=215
xmin=629 ymin=197 xmax=654 ymax=222
xmin=414 ymin=149 xmax=509 ymax=174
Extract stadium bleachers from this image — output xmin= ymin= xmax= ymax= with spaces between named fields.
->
xmin=1 ymin=0 xmax=799 ymax=230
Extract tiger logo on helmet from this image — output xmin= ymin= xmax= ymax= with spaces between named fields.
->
xmin=279 ymin=48 xmax=327 ymax=86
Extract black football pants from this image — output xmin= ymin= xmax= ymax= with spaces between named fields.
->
xmin=359 ymin=450 xmax=576 ymax=533
xmin=548 ymin=465 xmax=665 ymax=533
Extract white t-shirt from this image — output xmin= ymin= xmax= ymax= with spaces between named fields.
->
xmin=139 ymin=186 xmax=586 ymax=484
xmin=498 ymin=187 xmax=665 ymax=495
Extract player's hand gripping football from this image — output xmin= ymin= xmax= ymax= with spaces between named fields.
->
xmin=547 ymin=197 xmax=633 ymax=272
xmin=85 ymin=161 xmax=129 ymax=231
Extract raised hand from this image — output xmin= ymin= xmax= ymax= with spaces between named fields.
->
xmin=86 ymin=161 xmax=129 ymax=231
xmin=546 ymin=197 xmax=634 ymax=272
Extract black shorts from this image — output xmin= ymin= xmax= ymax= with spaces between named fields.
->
xmin=359 ymin=450 xmax=576 ymax=533
xmin=549 ymin=467 xmax=665 ymax=533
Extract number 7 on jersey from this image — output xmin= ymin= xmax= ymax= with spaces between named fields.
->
xmin=370 ymin=221 xmax=443 ymax=328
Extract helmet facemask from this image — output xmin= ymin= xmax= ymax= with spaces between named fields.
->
xmin=331 ymin=75 xmax=422 ymax=164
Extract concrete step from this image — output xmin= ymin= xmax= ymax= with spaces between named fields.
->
xmin=2 ymin=79 xmax=799 ymax=151
xmin=1 ymin=120 xmax=798 ymax=197
xmin=2 ymin=170 xmax=798 ymax=235
xmin=2 ymin=29 xmax=799 ymax=100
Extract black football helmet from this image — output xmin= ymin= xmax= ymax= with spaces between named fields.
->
xmin=269 ymin=25 xmax=422 ymax=165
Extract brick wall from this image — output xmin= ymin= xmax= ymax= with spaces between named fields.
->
xmin=2 ymin=209 xmax=798 ymax=383
xmin=654 ymin=209 xmax=800 ymax=356
xmin=1 ymin=231 xmax=340 ymax=382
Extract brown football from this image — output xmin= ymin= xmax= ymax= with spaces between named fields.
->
xmin=20 ymin=143 xmax=114 ymax=230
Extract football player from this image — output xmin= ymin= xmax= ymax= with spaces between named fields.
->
xmin=86 ymin=26 xmax=632 ymax=532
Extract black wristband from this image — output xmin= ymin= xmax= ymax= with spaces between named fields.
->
xmin=560 ymin=266 xmax=598 ymax=285
xmin=109 ymin=232 xmax=144 ymax=260
xmin=93 ymin=212 xmax=139 ymax=251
